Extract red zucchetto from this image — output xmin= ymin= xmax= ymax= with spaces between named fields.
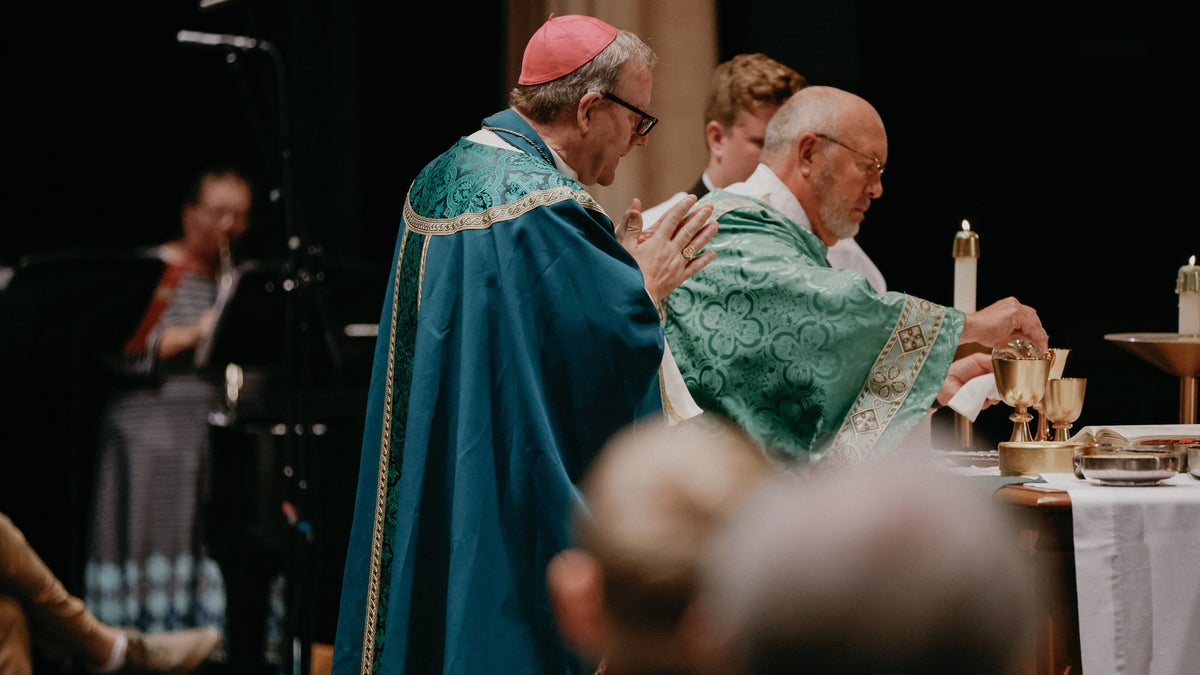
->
xmin=518 ymin=13 xmax=619 ymax=85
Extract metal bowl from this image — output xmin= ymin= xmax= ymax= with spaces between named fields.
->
xmin=1071 ymin=442 xmax=1105 ymax=479
xmin=1127 ymin=438 xmax=1194 ymax=473
xmin=1076 ymin=451 xmax=1180 ymax=486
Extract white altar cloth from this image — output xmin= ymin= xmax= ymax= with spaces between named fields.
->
xmin=1038 ymin=471 xmax=1200 ymax=675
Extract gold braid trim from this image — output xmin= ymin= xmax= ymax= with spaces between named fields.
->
xmin=403 ymin=186 xmax=605 ymax=235
xmin=361 ymin=224 xmax=411 ymax=674
xmin=656 ymin=299 xmax=684 ymax=424
xmin=827 ymin=296 xmax=945 ymax=466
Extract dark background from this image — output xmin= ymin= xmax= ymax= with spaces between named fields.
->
xmin=2 ymin=0 xmax=1196 ymax=652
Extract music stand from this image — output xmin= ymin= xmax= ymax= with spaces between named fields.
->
xmin=0 ymin=248 xmax=165 ymax=597
xmin=1 ymin=247 xmax=165 ymax=361
xmin=197 ymin=257 xmax=381 ymax=382
xmin=195 ymin=255 xmax=383 ymax=673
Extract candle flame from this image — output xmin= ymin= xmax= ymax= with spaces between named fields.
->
xmin=1191 ymin=255 xmax=1197 ymax=266
xmin=961 ymin=219 xmax=971 ymax=232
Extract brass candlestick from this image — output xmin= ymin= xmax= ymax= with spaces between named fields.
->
xmin=952 ymin=222 xmax=980 ymax=449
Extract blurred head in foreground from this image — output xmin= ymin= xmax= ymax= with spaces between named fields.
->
xmin=688 ymin=459 xmax=1041 ymax=675
xmin=547 ymin=415 xmax=774 ymax=675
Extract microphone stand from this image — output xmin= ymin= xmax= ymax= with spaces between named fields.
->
xmin=183 ymin=31 xmax=322 ymax=675
xmin=262 ymin=38 xmax=318 ymax=675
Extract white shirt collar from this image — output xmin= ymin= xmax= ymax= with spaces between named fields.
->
xmin=469 ymin=128 xmax=576 ymax=181
xmin=722 ymin=163 xmax=812 ymax=232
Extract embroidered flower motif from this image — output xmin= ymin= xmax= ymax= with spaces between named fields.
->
xmin=869 ymin=365 xmax=908 ymax=400
xmin=772 ymin=323 xmax=837 ymax=388
xmin=695 ymin=363 xmax=729 ymax=396
xmin=699 ymin=291 xmax=764 ymax=358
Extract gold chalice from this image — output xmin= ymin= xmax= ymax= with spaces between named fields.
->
xmin=1042 ymin=377 xmax=1087 ymax=442
xmin=1033 ymin=348 xmax=1070 ymax=441
xmin=993 ymin=351 xmax=1051 ymax=443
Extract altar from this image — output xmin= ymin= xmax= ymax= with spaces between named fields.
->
xmin=990 ymin=469 xmax=1200 ymax=675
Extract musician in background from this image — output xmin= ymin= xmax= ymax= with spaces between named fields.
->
xmin=84 ymin=164 xmax=251 ymax=664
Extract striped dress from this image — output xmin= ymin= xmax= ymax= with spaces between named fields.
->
xmin=84 ymin=263 xmax=230 ymax=641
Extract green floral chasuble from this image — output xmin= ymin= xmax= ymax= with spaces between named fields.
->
xmin=664 ymin=192 xmax=965 ymax=466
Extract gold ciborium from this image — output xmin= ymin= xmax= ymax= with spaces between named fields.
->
xmin=993 ymin=341 xmax=1052 ymax=443
xmin=1042 ymin=377 xmax=1087 ymax=442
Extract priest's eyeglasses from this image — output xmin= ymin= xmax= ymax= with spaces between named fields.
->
xmin=602 ymin=92 xmax=659 ymax=136
xmin=815 ymin=133 xmax=885 ymax=177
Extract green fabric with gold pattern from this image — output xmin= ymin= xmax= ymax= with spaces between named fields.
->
xmin=664 ymin=189 xmax=964 ymax=465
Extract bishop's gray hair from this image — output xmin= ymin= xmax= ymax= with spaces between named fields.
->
xmin=510 ymin=29 xmax=657 ymax=124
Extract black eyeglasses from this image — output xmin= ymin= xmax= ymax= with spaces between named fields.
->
xmin=814 ymin=133 xmax=885 ymax=177
xmin=601 ymin=91 xmax=659 ymax=136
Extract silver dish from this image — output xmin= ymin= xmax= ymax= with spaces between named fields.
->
xmin=1126 ymin=438 xmax=1194 ymax=474
xmin=1076 ymin=452 xmax=1180 ymax=486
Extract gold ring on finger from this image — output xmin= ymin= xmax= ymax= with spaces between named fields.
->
xmin=682 ymin=245 xmax=698 ymax=259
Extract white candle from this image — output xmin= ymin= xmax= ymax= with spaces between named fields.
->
xmin=1179 ymin=254 xmax=1200 ymax=335
xmin=952 ymin=220 xmax=979 ymax=313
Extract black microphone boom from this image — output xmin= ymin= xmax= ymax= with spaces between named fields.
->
xmin=199 ymin=0 xmax=245 ymax=10
xmin=176 ymin=29 xmax=262 ymax=51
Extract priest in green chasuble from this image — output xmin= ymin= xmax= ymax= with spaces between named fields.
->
xmin=665 ymin=86 xmax=1049 ymax=466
